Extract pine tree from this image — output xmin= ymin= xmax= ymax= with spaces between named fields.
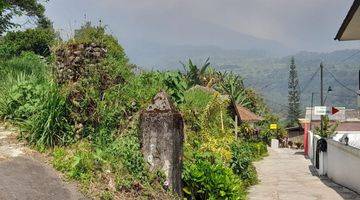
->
xmin=287 ymin=57 xmax=301 ymax=126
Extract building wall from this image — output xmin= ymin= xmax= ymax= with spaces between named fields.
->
xmin=288 ymin=130 xmax=304 ymax=144
xmin=326 ymin=139 xmax=360 ymax=194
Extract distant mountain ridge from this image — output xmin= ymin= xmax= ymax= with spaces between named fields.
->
xmin=127 ymin=46 xmax=359 ymax=117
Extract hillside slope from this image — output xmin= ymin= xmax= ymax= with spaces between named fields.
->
xmin=131 ymin=48 xmax=360 ymax=116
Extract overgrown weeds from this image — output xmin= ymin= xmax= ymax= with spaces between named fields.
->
xmin=0 ymin=22 xmax=281 ymax=200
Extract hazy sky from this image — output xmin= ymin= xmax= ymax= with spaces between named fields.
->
xmin=45 ymin=0 xmax=360 ymax=52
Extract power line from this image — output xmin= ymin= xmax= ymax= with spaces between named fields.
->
xmin=330 ymin=94 xmax=357 ymax=99
xmin=299 ymin=66 xmax=321 ymax=94
xmin=265 ymin=98 xmax=291 ymax=109
xmin=335 ymin=49 xmax=360 ymax=65
xmin=324 ymin=67 xmax=359 ymax=96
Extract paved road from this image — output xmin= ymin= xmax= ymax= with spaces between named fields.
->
xmin=249 ymin=148 xmax=360 ymax=200
xmin=0 ymin=126 xmax=86 ymax=200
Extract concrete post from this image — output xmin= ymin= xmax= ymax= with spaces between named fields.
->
xmin=140 ymin=91 xmax=184 ymax=195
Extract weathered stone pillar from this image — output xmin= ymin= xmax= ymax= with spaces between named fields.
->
xmin=140 ymin=91 xmax=184 ymax=195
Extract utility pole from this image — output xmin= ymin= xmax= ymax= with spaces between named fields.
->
xmin=320 ymin=63 xmax=324 ymax=135
xmin=310 ymin=92 xmax=314 ymax=130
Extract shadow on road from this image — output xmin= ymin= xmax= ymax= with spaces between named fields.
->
xmin=308 ymin=165 xmax=360 ymax=200
xmin=293 ymin=151 xmax=305 ymax=156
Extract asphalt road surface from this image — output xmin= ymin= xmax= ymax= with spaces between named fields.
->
xmin=0 ymin=126 xmax=86 ymax=200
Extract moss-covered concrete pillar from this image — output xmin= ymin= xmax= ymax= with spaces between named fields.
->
xmin=140 ymin=91 xmax=184 ymax=195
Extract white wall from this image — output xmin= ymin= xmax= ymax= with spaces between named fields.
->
xmin=326 ymin=139 xmax=360 ymax=194
xmin=308 ymin=131 xmax=314 ymax=161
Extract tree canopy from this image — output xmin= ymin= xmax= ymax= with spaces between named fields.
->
xmin=0 ymin=0 xmax=50 ymax=34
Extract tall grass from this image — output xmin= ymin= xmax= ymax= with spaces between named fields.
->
xmin=0 ymin=51 xmax=73 ymax=147
xmin=22 ymin=83 xmax=74 ymax=147
xmin=0 ymin=52 xmax=49 ymax=119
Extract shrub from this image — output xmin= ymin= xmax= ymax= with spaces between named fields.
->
xmin=230 ymin=141 xmax=267 ymax=187
xmin=181 ymin=88 xmax=216 ymax=132
xmin=182 ymin=151 xmax=245 ymax=200
xmin=73 ymin=22 xmax=128 ymax=62
xmin=0 ymin=77 xmax=43 ymax=120
xmin=0 ymin=28 xmax=56 ymax=59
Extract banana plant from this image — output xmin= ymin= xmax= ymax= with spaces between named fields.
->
xmin=181 ymin=57 xmax=210 ymax=87
xmin=217 ymin=72 xmax=250 ymax=107
xmin=163 ymin=71 xmax=188 ymax=105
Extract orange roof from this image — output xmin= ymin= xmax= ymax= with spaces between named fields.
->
xmin=235 ymin=104 xmax=263 ymax=122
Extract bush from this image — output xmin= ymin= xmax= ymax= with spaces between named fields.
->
xmin=181 ymin=88 xmax=220 ymax=132
xmin=0 ymin=28 xmax=56 ymax=59
xmin=73 ymin=22 xmax=128 ymax=62
xmin=183 ymin=151 xmax=245 ymax=200
xmin=230 ymin=141 xmax=267 ymax=187
xmin=0 ymin=77 xmax=43 ymax=120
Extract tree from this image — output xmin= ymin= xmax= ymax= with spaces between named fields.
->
xmin=315 ymin=115 xmax=338 ymax=138
xmin=0 ymin=28 xmax=56 ymax=58
xmin=287 ymin=57 xmax=301 ymax=126
xmin=0 ymin=0 xmax=50 ymax=34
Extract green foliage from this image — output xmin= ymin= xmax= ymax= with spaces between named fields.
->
xmin=163 ymin=71 xmax=188 ymax=105
xmin=21 ymin=84 xmax=74 ymax=147
xmin=216 ymin=71 xmax=250 ymax=107
xmin=73 ymin=22 xmax=128 ymax=62
xmin=0 ymin=78 xmax=43 ymax=120
xmin=0 ymin=52 xmax=49 ymax=120
xmin=0 ymin=51 xmax=48 ymax=80
xmin=181 ymin=87 xmax=268 ymax=199
xmin=0 ymin=0 xmax=49 ymax=34
xmin=107 ymin=134 xmax=147 ymax=179
xmin=315 ymin=115 xmax=338 ymax=138
xmin=53 ymin=141 xmax=96 ymax=185
xmin=0 ymin=28 xmax=56 ymax=58
xmin=181 ymin=88 xmax=213 ymax=131
xmin=230 ymin=141 xmax=267 ymax=187
xmin=182 ymin=58 xmax=210 ymax=87
xmin=183 ymin=151 xmax=245 ymax=200
xmin=244 ymin=89 xmax=268 ymax=115
xmin=287 ymin=57 xmax=301 ymax=126
xmin=100 ymin=191 xmax=114 ymax=200
xmin=199 ymin=92 xmax=232 ymax=135
xmin=257 ymin=114 xmax=287 ymax=144
xmin=98 ymin=72 xmax=164 ymax=136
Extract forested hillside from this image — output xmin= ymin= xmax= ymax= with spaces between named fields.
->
xmin=130 ymin=47 xmax=360 ymax=116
